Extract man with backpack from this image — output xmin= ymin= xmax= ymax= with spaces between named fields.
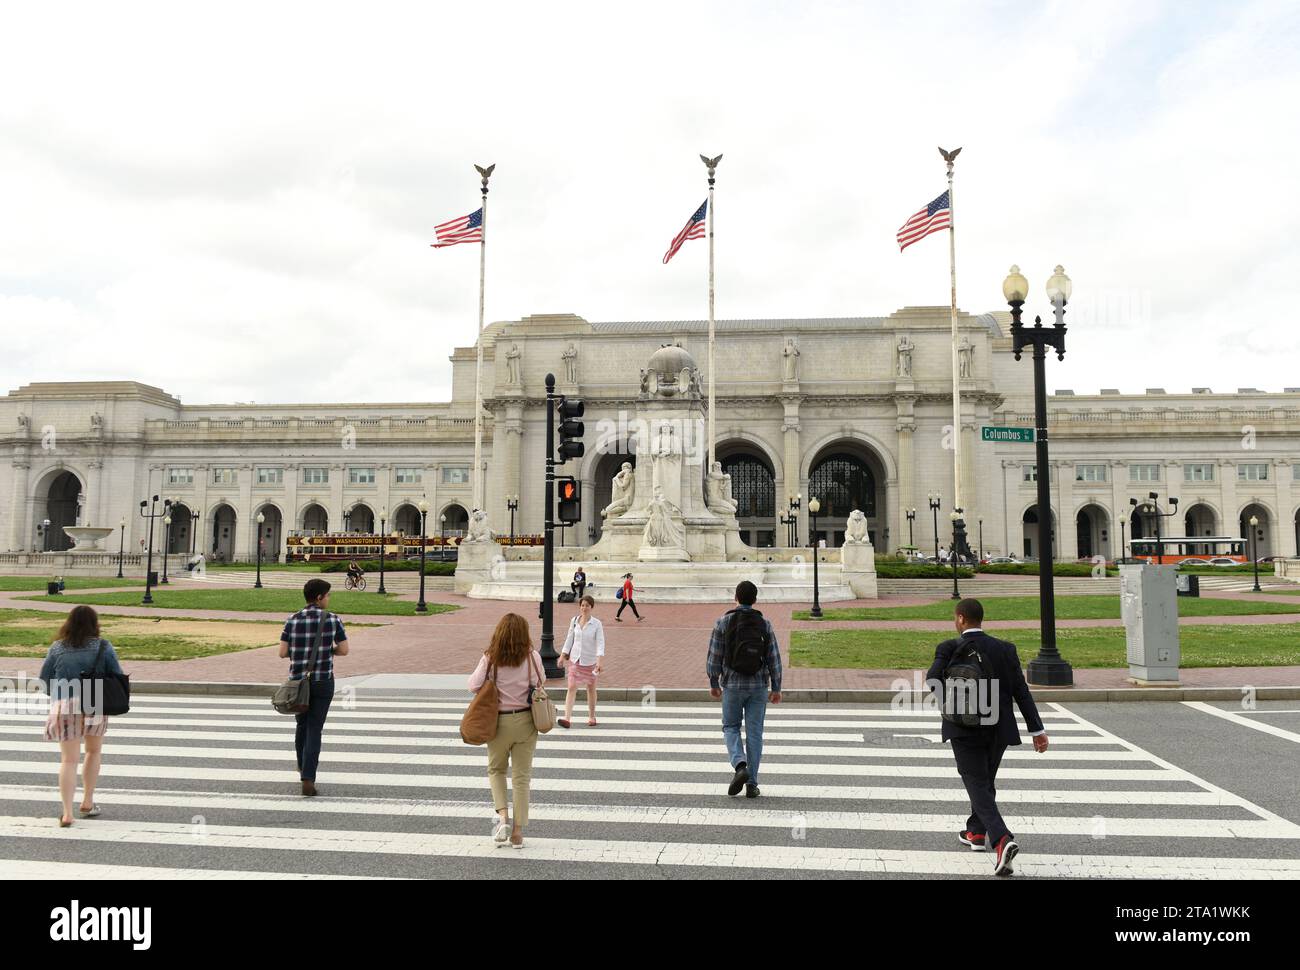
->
xmin=926 ymin=598 xmax=1048 ymax=876
xmin=707 ymin=581 xmax=782 ymax=798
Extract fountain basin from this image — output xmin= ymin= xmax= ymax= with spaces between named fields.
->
xmin=62 ymin=526 xmax=116 ymax=552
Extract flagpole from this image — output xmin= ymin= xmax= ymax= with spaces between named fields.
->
xmin=942 ymin=148 xmax=962 ymax=519
xmin=701 ymin=153 xmax=721 ymax=470
xmin=472 ymin=163 xmax=494 ymax=516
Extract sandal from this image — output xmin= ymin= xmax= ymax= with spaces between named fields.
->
xmin=492 ymin=819 xmax=510 ymax=846
xmin=587 ymin=718 xmax=597 ymax=727
xmin=59 ymin=816 xmax=72 ymax=828
xmin=557 ymin=718 xmax=571 ymax=729
xmin=79 ymin=804 xmax=101 ymax=818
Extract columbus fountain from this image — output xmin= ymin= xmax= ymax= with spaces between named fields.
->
xmin=455 ymin=343 xmax=877 ymax=602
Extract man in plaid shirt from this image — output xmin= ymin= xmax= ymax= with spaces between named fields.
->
xmin=707 ymin=580 xmax=782 ymax=799
xmin=278 ymin=578 xmax=349 ymax=796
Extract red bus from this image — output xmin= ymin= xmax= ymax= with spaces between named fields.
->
xmin=1127 ymin=536 xmax=1247 ymax=565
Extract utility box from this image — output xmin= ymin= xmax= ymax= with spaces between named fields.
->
xmin=1176 ymin=573 xmax=1200 ymax=597
xmin=1121 ymin=564 xmax=1180 ymax=685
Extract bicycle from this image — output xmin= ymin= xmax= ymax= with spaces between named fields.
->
xmin=344 ymin=574 xmax=367 ymax=591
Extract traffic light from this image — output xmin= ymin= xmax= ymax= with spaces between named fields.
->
xmin=556 ymin=476 xmax=581 ymax=524
xmin=556 ymin=396 xmax=585 ymax=461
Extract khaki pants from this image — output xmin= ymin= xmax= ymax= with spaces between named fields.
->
xmin=487 ymin=710 xmax=538 ymax=827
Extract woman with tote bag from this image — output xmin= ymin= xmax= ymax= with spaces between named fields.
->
xmin=38 ymin=606 xmax=127 ymax=828
xmin=467 ymin=613 xmax=547 ymax=848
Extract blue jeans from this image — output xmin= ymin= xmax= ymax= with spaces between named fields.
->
xmin=295 ymin=678 xmax=335 ymax=782
xmin=721 ymin=687 xmax=768 ymax=785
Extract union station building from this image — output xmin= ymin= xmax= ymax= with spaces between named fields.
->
xmin=3 ymin=307 xmax=1299 ymax=564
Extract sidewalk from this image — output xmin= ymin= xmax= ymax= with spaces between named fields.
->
xmin=3 ymin=586 xmax=1297 ymax=691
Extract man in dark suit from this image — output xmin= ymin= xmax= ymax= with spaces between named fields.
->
xmin=926 ymin=598 xmax=1049 ymax=876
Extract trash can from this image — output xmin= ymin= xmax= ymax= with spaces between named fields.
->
xmin=147 ymin=570 xmax=159 ymax=586
xmin=46 ymin=581 xmax=61 ymax=596
xmin=1176 ymin=573 xmax=1200 ymax=597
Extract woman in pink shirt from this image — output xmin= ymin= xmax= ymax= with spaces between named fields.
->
xmin=468 ymin=613 xmax=545 ymax=848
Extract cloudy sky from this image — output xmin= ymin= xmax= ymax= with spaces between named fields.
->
xmin=2 ymin=0 xmax=1297 ymax=405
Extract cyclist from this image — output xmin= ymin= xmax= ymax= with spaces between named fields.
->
xmin=346 ymin=560 xmax=364 ymax=588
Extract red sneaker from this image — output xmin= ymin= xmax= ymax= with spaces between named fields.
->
xmin=992 ymin=835 xmax=1019 ymax=876
xmin=958 ymin=830 xmax=988 ymax=852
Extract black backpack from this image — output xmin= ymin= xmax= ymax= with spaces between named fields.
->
xmin=940 ymin=636 xmax=995 ymax=728
xmin=79 ymin=639 xmax=130 ymax=717
xmin=723 ymin=608 xmax=770 ymax=675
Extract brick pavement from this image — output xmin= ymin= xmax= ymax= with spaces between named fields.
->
xmin=2 ymin=583 xmax=1298 ymax=690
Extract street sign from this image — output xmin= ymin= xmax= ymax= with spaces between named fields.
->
xmin=982 ymin=426 xmax=1035 ymax=443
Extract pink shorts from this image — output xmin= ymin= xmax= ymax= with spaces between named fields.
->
xmin=566 ymin=662 xmax=598 ymax=688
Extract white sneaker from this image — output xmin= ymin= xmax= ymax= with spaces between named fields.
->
xmin=492 ymin=819 xmax=510 ymax=845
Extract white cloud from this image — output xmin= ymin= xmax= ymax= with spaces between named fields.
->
xmin=1 ymin=0 xmax=1297 ymax=402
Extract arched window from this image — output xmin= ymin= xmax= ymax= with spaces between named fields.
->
xmin=721 ymin=454 xmax=775 ymax=519
xmin=809 ymin=453 xmax=875 ymax=518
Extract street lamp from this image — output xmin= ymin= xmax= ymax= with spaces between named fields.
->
xmin=39 ymin=518 xmax=51 ymax=553
xmin=928 ymin=494 xmax=941 ymax=560
xmin=343 ymin=510 xmax=352 ymax=535
xmin=190 ymin=508 xmax=200 ymax=556
xmin=978 ymin=516 xmax=984 ymax=562
xmin=377 ymin=506 xmax=387 ymax=595
xmin=116 ymin=518 xmax=126 ymax=578
xmin=507 ymin=495 xmax=519 ymax=542
xmin=1006 ymin=263 xmax=1073 ymax=686
xmin=789 ymin=494 xmax=802 ymax=547
xmin=254 ymin=511 xmax=265 ymax=588
xmin=1130 ymin=492 xmax=1179 ymax=561
xmin=950 ymin=510 xmax=966 ymax=600
xmin=808 ymin=497 xmax=823 ymax=618
xmin=905 ymin=508 xmax=916 ymax=555
xmin=161 ymin=513 xmax=172 ymax=584
xmin=440 ymin=513 xmax=447 ymax=562
xmin=139 ymin=495 xmax=172 ymax=606
xmin=416 ymin=498 xmax=430 ymax=613
xmin=1250 ymin=515 xmax=1261 ymax=592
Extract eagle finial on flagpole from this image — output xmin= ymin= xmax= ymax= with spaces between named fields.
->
xmin=700 ymin=154 xmax=722 ymax=183
xmin=475 ymin=163 xmax=495 ymax=193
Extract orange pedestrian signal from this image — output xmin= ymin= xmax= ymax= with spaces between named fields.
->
xmin=556 ymin=476 xmax=581 ymax=524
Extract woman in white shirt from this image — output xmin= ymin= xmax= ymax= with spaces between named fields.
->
xmin=557 ymin=595 xmax=604 ymax=728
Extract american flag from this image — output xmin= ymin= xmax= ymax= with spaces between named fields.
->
xmin=431 ymin=208 xmax=483 ymax=248
xmin=896 ymin=190 xmax=951 ymax=251
xmin=662 ymin=200 xmax=707 ymax=264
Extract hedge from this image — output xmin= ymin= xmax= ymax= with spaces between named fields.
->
xmin=976 ymin=562 xmax=1115 ymax=577
xmin=876 ymin=563 xmax=975 ymax=579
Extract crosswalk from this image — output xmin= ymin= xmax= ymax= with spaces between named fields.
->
xmin=2 ymin=692 xmax=1299 ymax=879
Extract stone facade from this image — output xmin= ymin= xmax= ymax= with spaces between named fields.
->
xmin=3 ymin=308 xmax=1298 ymax=563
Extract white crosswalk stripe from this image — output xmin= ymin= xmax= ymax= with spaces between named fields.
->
xmin=2 ymin=695 xmax=1298 ymax=880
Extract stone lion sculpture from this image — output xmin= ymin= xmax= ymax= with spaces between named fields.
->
xmin=844 ymin=508 xmax=870 ymax=544
xmin=463 ymin=508 xmax=494 ymax=544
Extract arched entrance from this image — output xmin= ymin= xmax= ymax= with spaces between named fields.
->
xmin=392 ymin=503 xmax=422 ymax=536
xmin=1239 ymin=503 xmax=1273 ymax=560
xmin=590 ymin=448 xmax=637 ymax=543
xmin=717 ymin=443 xmax=776 ymax=548
xmin=807 ymin=444 xmax=883 ymax=548
xmin=211 ymin=504 xmax=237 ymax=561
xmin=256 ymin=504 xmax=283 ymax=564
xmin=1022 ymin=506 xmax=1057 ymax=560
xmin=1075 ymin=504 xmax=1110 ymax=560
xmin=44 ymin=471 xmax=82 ymax=552
xmin=346 ymin=504 xmax=375 ymax=534
xmin=440 ymin=503 xmax=469 ymax=539
xmin=1183 ymin=503 xmax=1218 ymax=555
xmin=301 ymin=504 xmax=328 ymax=533
xmin=168 ymin=503 xmax=194 ymax=554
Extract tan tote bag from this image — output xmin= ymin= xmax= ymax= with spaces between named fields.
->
xmin=529 ymin=654 xmax=556 ymax=734
xmin=460 ymin=663 xmax=500 ymax=745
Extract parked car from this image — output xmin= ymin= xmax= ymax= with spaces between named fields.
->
xmin=1176 ymin=558 xmax=1206 ymax=568
xmin=981 ymin=556 xmax=1018 ymax=564
xmin=1208 ymin=557 xmax=1241 ymax=567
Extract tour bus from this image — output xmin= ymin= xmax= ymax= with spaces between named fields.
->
xmin=1127 ymin=536 xmax=1247 ymax=565
xmin=285 ymin=532 xmax=543 ymax=562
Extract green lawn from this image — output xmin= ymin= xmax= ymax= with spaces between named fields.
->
xmin=22 ymin=588 xmax=459 ymax=617
xmin=789 ymin=624 xmax=1300 ymax=669
xmin=0 ymin=576 xmax=144 ymax=591
xmin=0 ymin=608 xmax=282 ymax=662
xmin=794 ymin=594 xmax=1300 ymax=622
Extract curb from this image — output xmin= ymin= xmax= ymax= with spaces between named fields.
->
xmin=123 ymin=680 xmax=1300 ymax=703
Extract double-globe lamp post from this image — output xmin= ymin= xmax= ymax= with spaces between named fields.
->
xmin=161 ymin=511 xmax=172 ymax=584
xmin=808 ymin=497 xmax=823 ymax=619
xmin=416 ymin=498 xmax=430 ymax=613
xmin=377 ymin=507 xmax=388 ymax=595
xmin=139 ymin=495 xmax=172 ymax=606
xmin=254 ymin=511 xmax=265 ymax=589
xmin=927 ymin=494 xmax=941 ymax=560
xmin=1250 ymin=515 xmax=1262 ymax=593
xmin=905 ymin=508 xmax=916 ymax=556
xmin=507 ymin=495 xmax=519 ymax=542
xmin=1005 ymin=263 xmax=1074 ymax=687
xmin=116 ymin=518 xmax=126 ymax=579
